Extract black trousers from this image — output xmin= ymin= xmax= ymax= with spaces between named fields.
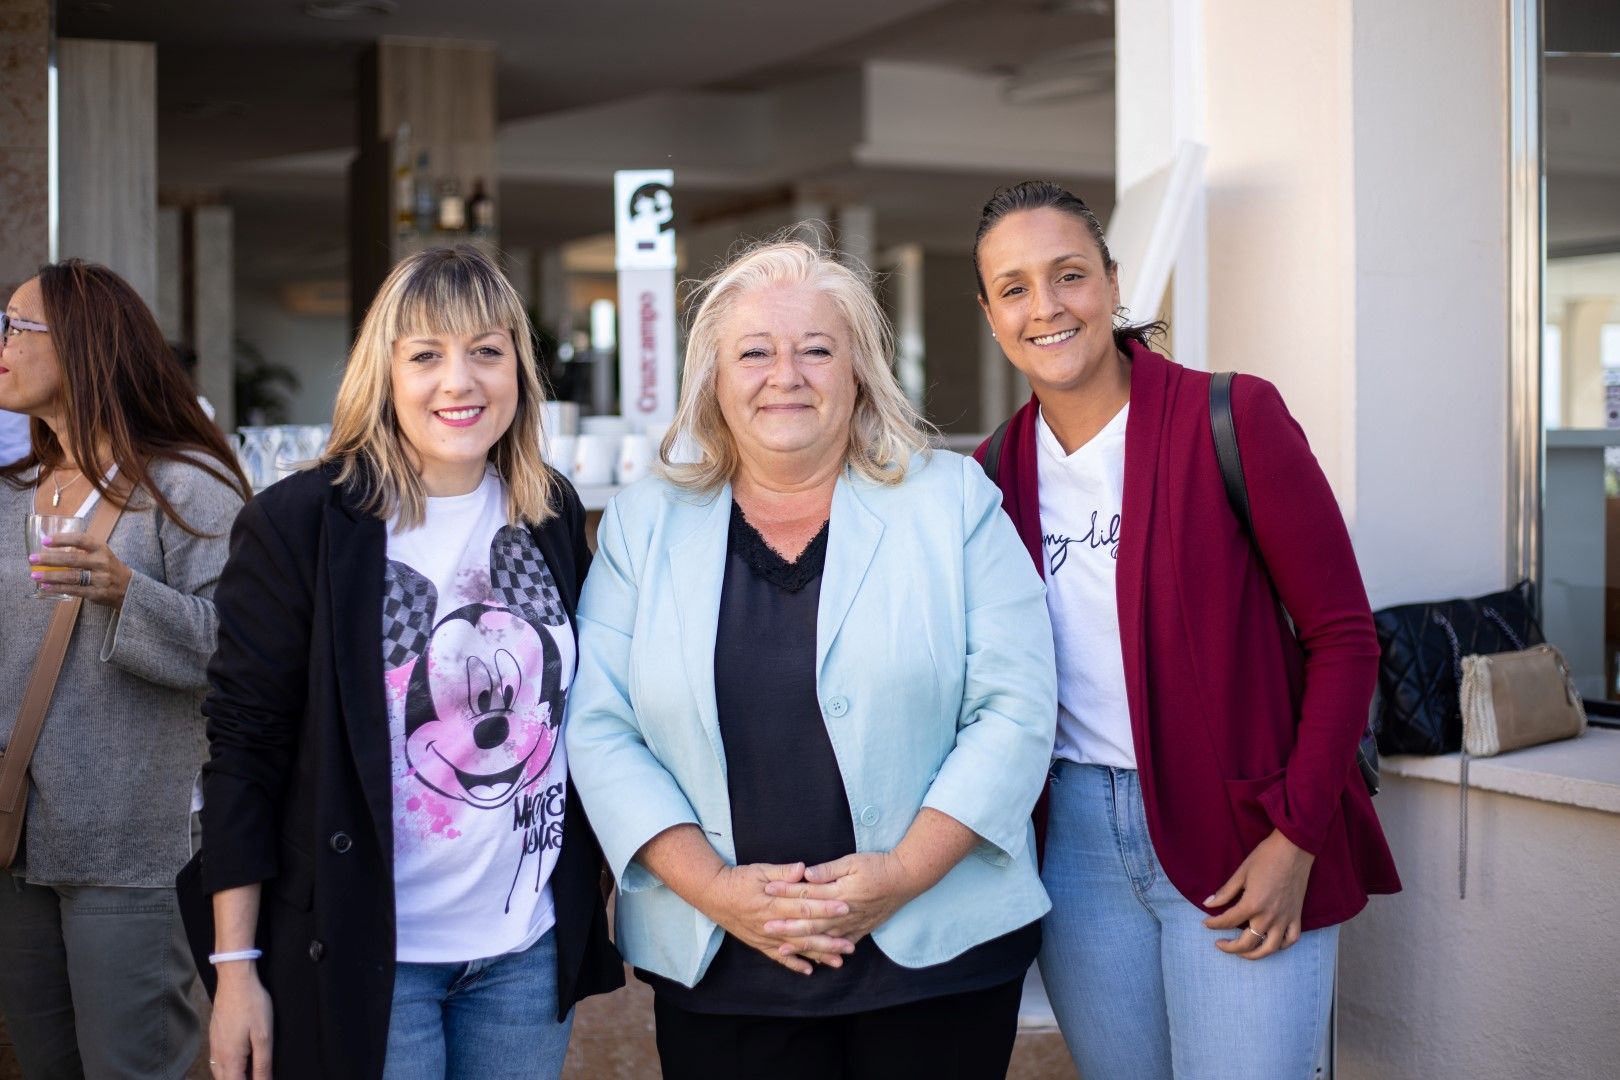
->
xmin=653 ymin=975 xmax=1026 ymax=1080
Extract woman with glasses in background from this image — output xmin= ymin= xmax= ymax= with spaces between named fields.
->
xmin=0 ymin=261 xmax=250 ymax=1079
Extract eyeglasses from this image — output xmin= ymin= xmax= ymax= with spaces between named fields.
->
xmin=1 ymin=313 xmax=49 ymax=341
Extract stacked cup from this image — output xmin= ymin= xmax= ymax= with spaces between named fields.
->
xmin=570 ymin=415 xmax=624 ymax=487
xmin=540 ymin=402 xmax=580 ymax=481
xmin=557 ymin=415 xmax=686 ymax=488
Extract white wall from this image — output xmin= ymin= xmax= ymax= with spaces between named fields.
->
xmin=1202 ymin=0 xmax=1356 ymax=510
xmin=1188 ymin=0 xmax=1510 ymax=609
xmin=1348 ymin=0 xmax=1510 ymax=607
xmin=1340 ymin=772 xmax=1620 ymax=1080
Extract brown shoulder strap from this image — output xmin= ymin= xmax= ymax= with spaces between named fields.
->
xmin=0 ymin=486 xmax=130 ymax=820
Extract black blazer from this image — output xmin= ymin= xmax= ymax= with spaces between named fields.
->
xmin=182 ymin=463 xmax=622 ymax=1079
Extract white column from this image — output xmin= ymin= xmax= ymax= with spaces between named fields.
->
xmin=888 ymin=244 xmax=925 ymax=411
xmin=192 ymin=207 xmax=235 ymax=432
xmin=1115 ymin=0 xmax=1208 ymax=371
xmin=155 ymin=207 xmax=183 ymax=342
xmin=835 ymin=203 xmax=876 ymax=271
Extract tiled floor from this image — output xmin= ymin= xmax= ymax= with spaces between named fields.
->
xmin=560 ymin=968 xmax=1079 ymax=1079
xmin=3 ymin=971 xmax=1082 ymax=1079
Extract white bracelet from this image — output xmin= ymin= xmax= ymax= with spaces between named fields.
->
xmin=208 ymin=948 xmax=263 ymax=965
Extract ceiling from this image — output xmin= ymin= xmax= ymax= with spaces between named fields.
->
xmin=59 ymin=0 xmax=1111 ymax=189
xmin=58 ymin=0 xmax=1116 ymax=287
xmin=1544 ymin=55 xmax=1620 ymax=254
xmin=60 ymin=0 xmax=1620 ymax=278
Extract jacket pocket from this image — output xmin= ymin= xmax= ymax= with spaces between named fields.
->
xmin=1223 ymin=768 xmax=1286 ymax=851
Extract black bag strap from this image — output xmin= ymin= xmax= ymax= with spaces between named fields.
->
xmin=1210 ymin=371 xmax=1252 ymax=534
xmin=980 ymin=416 xmax=1013 ymax=489
xmin=1210 ymin=372 xmax=1380 ymax=796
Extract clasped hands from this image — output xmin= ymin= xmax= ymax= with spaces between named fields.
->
xmin=700 ymin=852 xmax=918 ymax=976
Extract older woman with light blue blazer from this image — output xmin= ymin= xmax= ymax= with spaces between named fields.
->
xmin=565 ymin=236 xmax=1056 ymax=1080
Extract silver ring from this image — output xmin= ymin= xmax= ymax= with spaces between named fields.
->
xmin=79 ymin=569 xmax=90 ymax=587
xmin=1244 ymin=926 xmax=1267 ymax=942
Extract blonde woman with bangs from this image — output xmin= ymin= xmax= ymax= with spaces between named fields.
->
xmin=565 ymin=236 xmax=1057 ymax=1078
xmin=191 ymin=246 xmax=622 ymax=1080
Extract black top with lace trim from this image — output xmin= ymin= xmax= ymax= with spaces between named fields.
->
xmin=728 ymin=499 xmax=829 ymax=593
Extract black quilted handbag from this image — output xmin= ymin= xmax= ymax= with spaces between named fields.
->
xmin=1371 ymin=581 xmax=1544 ymax=755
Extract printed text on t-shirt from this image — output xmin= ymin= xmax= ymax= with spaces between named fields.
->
xmin=1044 ymin=511 xmax=1121 ymax=572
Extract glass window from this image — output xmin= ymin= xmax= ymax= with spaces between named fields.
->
xmin=1541 ymin=0 xmax=1620 ymax=705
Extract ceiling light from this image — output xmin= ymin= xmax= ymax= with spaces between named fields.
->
xmin=303 ymin=0 xmax=398 ymax=20
xmin=1041 ymin=0 xmax=1113 ymax=15
xmin=1002 ymin=42 xmax=1115 ymax=106
xmin=174 ymin=100 xmax=250 ymax=121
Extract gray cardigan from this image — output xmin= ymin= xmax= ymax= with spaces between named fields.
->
xmin=0 ymin=456 xmax=244 ymax=887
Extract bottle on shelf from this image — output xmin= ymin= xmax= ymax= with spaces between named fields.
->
xmin=437 ymin=176 xmax=466 ymax=233
xmin=413 ymin=151 xmax=436 ymax=235
xmin=393 ymin=124 xmax=415 ymax=240
xmin=468 ymin=178 xmax=494 ymax=237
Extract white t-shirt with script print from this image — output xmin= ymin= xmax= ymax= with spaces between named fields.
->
xmin=1037 ymin=404 xmax=1135 ymax=769
xmin=381 ymin=468 xmax=573 ymax=963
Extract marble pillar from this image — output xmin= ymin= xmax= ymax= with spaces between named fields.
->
xmin=57 ymin=38 xmax=157 ymax=307
xmin=0 ymin=0 xmax=50 ymax=296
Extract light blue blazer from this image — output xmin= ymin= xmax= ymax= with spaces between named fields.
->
xmin=564 ymin=450 xmax=1057 ymax=987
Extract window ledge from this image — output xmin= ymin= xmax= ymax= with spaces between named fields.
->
xmin=1382 ymin=728 xmax=1620 ymax=816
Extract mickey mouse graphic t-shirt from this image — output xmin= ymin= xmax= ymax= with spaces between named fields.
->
xmin=381 ymin=468 xmax=573 ymax=963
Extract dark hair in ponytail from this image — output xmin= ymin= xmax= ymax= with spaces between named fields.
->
xmin=972 ymin=180 xmax=1168 ymax=352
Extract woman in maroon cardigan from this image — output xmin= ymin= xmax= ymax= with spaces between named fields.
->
xmin=972 ymin=181 xmax=1399 ymax=1079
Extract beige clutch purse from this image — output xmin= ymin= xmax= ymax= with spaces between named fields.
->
xmin=1460 ymin=643 xmax=1585 ymax=756
xmin=1456 ymin=643 xmax=1586 ymax=898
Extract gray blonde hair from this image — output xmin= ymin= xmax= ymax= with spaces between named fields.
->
xmin=324 ymin=245 xmax=558 ymax=528
xmin=661 ymin=235 xmax=932 ymax=492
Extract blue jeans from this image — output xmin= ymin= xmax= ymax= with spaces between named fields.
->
xmin=1038 ymin=761 xmax=1338 ymax=1080
xmin=382 ymin=927 xmax=573 ymax=1080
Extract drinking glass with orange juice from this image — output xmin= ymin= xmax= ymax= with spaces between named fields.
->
xmin=24 ymin=513 xmax=86 ymax=602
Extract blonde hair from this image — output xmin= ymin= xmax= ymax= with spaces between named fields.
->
xmin=324 ymin=246 xmax=557 ymax=528
xmin=662 ymin=234 xmax=932 ymax=492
